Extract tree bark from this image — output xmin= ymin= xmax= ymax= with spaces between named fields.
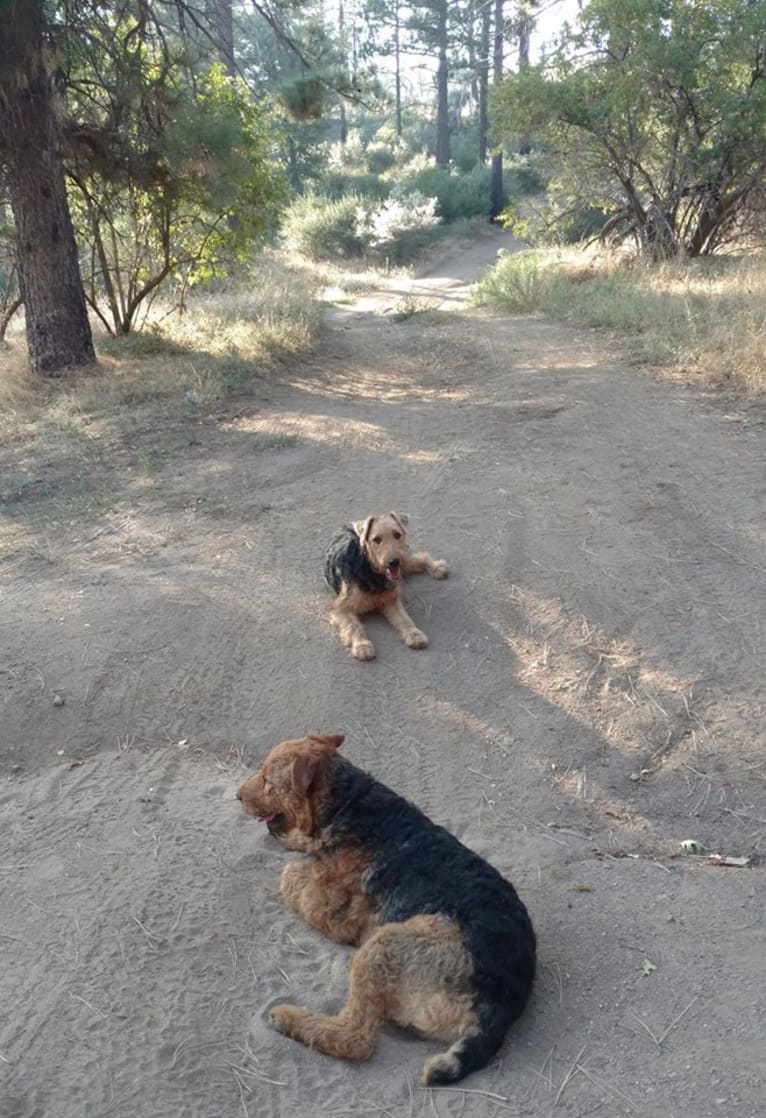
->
xmin=478 ymin=0 xmax=490 ymax=163
xmin=435 ymin=1 xmax=450 ymax=167
xmin=0 ymin=0 xmax=95 ymax=374
xmin=338 ymin=0 xmax=348 ymax=144
xmin=517 ymin=1 xmax=533 ymax=154
xmin=394 ymin=4 xmax=403 ymax=138
xmin=489 ymin=0 xmax=504 ymax=218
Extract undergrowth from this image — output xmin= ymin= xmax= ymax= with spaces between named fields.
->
xmin=472 ymin=247 xmax=766 ymax=390
xmin=0 ymin=255 xmax=320 ymax=443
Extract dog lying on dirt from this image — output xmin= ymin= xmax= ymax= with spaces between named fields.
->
xmin=237 ymin=733 xmax=536 ymax=1085
xmin=324 ymin=512 xmax=448 ymax=661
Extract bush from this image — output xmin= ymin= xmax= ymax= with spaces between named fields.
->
xmin=282 ymin=193 xmax=366 ymax=260
xmin=503 ymin=194 xmax=610 ymax=246
xmin=365 ymin=143 xmax=397 ymax=175
xmin=357 ymin=188 xmax=442 ymax=264
xmin=399 ymin=164 xmax=495 ymax=222
xmin=321 ymin=170 xmax=389 ymax=201
xmin=472 ymin=250 xmax=552 ymax=313
xmin=505 ymin=161 xmax=546 ymax=197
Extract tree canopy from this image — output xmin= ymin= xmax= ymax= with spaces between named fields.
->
xmin=493 ymin=0 xmax=766 ymax=256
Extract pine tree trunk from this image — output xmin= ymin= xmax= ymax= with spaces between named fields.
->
xmin=338 ymin=0 xmax=348 ymax=144
xmin=394 ymin=5 xmax=403 ymax=138
xmin=0 ymin=0 xmax=95 ymax=374
xmin=489 ymin=0 xmax=505 ymax=219
xmin=478 ymin=1 xmax=490 ymax=163
xmin=435 ymin=1 xmax=450 ymax=168
xmin=517 ymin=1 xmax=533 ymax=154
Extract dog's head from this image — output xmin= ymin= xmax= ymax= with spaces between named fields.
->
xmin=237 ymin=733 xmax=344 ymax=848
xmin=353 ymin=511 xmax=409 ymax=583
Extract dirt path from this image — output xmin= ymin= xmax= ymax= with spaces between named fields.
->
xmin=1 ymin=228 xmax=764 ymax=1118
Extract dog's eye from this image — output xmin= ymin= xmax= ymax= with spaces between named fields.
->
xmin=393 ymin=532 xmax=401 ymax=540
xmin=372 ymin=536 xmax=382 ymax=545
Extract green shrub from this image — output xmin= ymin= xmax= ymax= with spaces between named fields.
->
xmin=557 ymin=206 xmax=609 ymax=244
xmin=472 ymin=250 xmax=552 ymax=313
xmin=505 ymin=161 xmax=546 ymax=197
xmin=365 ymin=143 xmax=397 ymax=175
xmin=450 ymin=130 xmax=480 ymax=174
xmin=321 ymin=170 xmax=389 ymax=201
xmin=282 ymin=193 xmax=366 ymax=260
xmin=399 ymin=164 xmax=495 ymax=222
xmin=358 ymin=188 xmax=442 ymax=264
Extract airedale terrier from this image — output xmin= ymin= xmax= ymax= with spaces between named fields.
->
xmin=237 ymin=733 xmax=536 ymax=1085
xmin=324 ymin=512 xmax=448 ymax=661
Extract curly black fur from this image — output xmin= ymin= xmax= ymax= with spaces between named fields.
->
xmin=316 ymin=757 xmax=536 ymax=1083
xmin=324 ymin=526 xmax=392 ymax=595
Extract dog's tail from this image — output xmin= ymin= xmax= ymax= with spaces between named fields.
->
xmin=421 ymin=1003 xmax=516 ymax=1086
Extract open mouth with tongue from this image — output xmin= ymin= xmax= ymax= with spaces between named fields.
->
xmin=257 ymin=811 xmax=285 ymax=834
xmin=386 ymin=561 xmax=402 ymax=582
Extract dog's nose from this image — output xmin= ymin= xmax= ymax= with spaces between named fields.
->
xmin=236 ymin=790 xmax=242 ymax=801
xmin=388 ymin=557 xmax=400 ymax=568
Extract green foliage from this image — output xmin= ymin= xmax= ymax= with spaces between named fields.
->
xmin=282 ymin=193 xmax=366 ymax=260
xmin=282 ymin=185 xmax=442 ymax=265
xmin=401 ymin=164 xmax=495 ymax=222
xmin=504 ymin=192 xmax=610 ymax=246
xmin=68 ymin=49 xmax=286 ymax=334
xmin=357 ymin=188 xmax=442 ymax=264
xmin=321 ymin=170 xmax=389 ymax=201
xmin=365 ymin=142 xmax=397 ymax=175
xmin=492 ymin=0 xmax=766 ymax=257
xmin=472 ymin=251 xmax=552 ymax=313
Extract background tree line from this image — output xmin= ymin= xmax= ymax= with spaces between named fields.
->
xmin=2 ymin=1 xmax=766 ymax=377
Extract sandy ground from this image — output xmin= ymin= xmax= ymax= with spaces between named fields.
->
xmin=1 ymin=228 xmax=765 ymax=1118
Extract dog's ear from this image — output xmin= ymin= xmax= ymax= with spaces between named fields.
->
xmin=353 ymin=516 xmax=375 ymax=546
xmin=389 ymin=511 xmax=409 ymax=532
xmin=294 ymin=734 xmax=344 ymax=794
xmin=291 ymin=753 xmax=320 ymax=796
xmin=308 ymin=732 xmax=345 ymax=751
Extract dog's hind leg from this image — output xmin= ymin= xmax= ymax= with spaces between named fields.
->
xmin=271 ymin=916 xmax=476 ymax=1066
xmin=381 ymin=599 xmax=428 ymax=649
xmin=270 ymin=934 xmax=387 ymax=1061
xmin=329 ymin=603 xmax=376 ymax=661
xmin=403 ymin=551 xmax=448 ymax=579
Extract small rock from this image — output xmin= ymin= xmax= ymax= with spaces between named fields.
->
xmin=52 ymin=693 xmax=65 ymax=707
xmin=629 ymin=771 xmax=641 ymax=782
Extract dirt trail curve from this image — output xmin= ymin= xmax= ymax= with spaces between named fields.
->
xmin=1 ymin=228 xmax=764 ymax=1118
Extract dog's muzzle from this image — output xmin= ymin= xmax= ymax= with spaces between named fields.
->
xmin=386 ymin=558 xmax=402 ymax=582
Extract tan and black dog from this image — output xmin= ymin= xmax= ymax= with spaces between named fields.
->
xmin=237 ymin=733 xmax=536 ymax=1085
xmin=324 ymin=512 xmax=448 ymax=661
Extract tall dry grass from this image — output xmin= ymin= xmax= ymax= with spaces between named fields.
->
xmin=0 ymin=255 xmax=320 ymax=443
xmin=472 ymin=246 xmax=766 ymax=391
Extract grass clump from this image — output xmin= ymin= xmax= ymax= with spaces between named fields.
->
xmin=0 ymin=255 xmax=320 ymax=443
xmin=473 ymin=247 xmax=766 ymax=390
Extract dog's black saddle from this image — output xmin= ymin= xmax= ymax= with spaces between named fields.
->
xmin=324 ymin=526 xmax=392 ymax=595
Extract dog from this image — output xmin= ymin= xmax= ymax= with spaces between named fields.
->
xmin=237 ymin=733 xmax=536 ymax=1085
xmin=324 ymin=512 xmax=448 ymax=661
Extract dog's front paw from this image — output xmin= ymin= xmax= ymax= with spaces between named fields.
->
xmin=352 ymin=640 xmax=376 ymax=661
xmin=270 ymin=1004 xmax=303 ymax=1037
xmin=405 ymin=629 xmax=428 ymax=649
xmin=430 ymin=560 xmax=449 ymax=580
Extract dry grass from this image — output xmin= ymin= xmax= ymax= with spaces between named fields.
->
xmin=0 ymin=254 xmax=320 ymax=444
xmin=473 ymin=245 xmax=766 ymax=391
